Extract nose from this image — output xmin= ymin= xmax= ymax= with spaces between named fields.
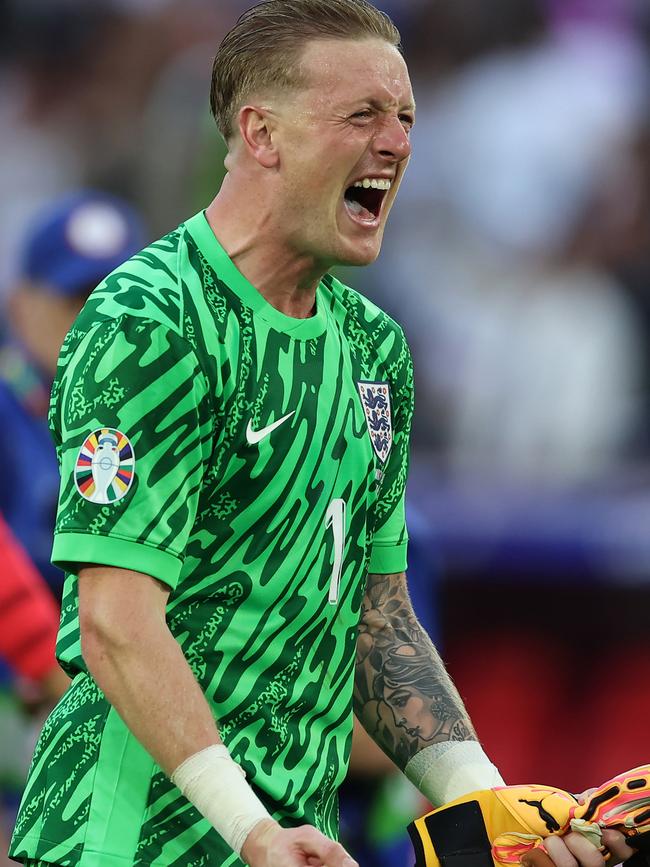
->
xmin=373 ymin=114 xmax=411 ymax=163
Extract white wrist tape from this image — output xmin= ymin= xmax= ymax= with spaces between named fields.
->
xmin=171 ymin=744 xmax=272 ymax=855
xmin=405 ymin=741 xmax=505 ymax=807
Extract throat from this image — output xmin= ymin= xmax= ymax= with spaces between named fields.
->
xmin=233 ymin=257 xmax=321 ymax=319
xmin=271 ymin=290 xmax=317 ymax=319
xmin=204 ymin=199 xmax=325 ymax=313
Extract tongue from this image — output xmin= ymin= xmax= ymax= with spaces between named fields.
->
xmin=346 ymin=197 xmax=375 ymax=222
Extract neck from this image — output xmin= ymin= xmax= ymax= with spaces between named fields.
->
xmin=205 ymin=174 xmax=325 ymax=320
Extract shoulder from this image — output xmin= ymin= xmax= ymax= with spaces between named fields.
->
xmin=72 ymin=223 xmax=196 ymax=340
xmin=52 ymin=224 xmax=219 ymax=407
xmin=323 ymin=273 xmax=411 ymax=370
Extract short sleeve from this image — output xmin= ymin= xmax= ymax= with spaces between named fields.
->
xmin=368 ymin=329 xmax=414 ymax=574
xmin=50 ymin=315 xmax=213 ymax=589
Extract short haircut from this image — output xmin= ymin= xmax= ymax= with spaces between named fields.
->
xmin=210 ymin=0 xmax=401 ymax=142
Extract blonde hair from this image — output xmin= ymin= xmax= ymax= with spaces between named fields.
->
xmin=211 ymin=0 xmax=401 ymax=141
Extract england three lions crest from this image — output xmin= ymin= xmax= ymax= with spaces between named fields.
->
xmin=357 ymin=381 xmax=393 ymax=464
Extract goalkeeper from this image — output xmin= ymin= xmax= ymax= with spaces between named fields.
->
xmin=7 ymin=2 xmax=639 ymax=867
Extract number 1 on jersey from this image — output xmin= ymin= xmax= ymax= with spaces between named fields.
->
xmin=326 ymin=498 xmax=346 ymax=605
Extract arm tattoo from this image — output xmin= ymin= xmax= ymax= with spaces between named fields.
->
xmin=354 ymin=571 xmax=476 ymax=770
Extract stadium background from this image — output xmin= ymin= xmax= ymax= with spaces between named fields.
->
xmin=2 ymin=0 xmax=650 ymax=864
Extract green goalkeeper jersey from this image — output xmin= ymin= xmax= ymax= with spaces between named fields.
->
xmin=10 ymin=211 xmax=413 ymax=867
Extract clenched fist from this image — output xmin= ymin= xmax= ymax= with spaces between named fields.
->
xmin=241 ymin=818 xmax=359 ymax=867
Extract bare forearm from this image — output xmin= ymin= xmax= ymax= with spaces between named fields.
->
xmin=80 ymin=567 xmax=219 ymax=776
xmin=85 ymin=624 xmax=219 ymax=775
xmin=354 ymin=571 xmax=476 ymax=770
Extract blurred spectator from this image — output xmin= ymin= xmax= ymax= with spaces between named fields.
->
xmin=0 ymin=513 xmax=69 ymax=867
xmin=0 ymin=190 xmax=147 ymax=593
xmin=0 ymin=514 xmax=68 ymax=704
xmin=0 ymin=0 xmax=222 ymax=293
xmin=0 ymin=189 xmax=145 ymax=860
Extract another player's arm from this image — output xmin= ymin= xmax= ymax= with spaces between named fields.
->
xmin=79 ymin=564 xmax=356 ymax=867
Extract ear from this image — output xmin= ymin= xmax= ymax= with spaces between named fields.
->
xmin=237 ymin=105 xmax=279 ymax=169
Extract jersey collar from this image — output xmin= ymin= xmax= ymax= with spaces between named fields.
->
xmin=184 ymin=211 xmax=329 ymax=340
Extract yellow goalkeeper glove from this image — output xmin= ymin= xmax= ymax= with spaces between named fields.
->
xmin=409 ymin=764 xmax=650 ymax=867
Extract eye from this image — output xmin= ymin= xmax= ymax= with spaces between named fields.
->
xmin=351 ymin=109 xmax=373 ymax=121
xmin=399 ymin=114 xmax=414 ymax=131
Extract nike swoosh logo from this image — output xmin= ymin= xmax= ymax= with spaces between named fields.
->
xmin=246 ymin=411 xmax=295 ymax=445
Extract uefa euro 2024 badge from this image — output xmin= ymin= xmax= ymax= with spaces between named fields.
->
xmin=74 ymin=428 xmax=135 ymax=504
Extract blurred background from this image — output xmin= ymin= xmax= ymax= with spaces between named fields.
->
xmin=2 ymin=0 xmax=650 ymax=864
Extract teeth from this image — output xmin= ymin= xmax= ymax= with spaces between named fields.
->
xmin=352 ymin=178 xmax=392 ymax=191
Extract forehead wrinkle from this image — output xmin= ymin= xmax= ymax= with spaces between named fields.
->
xmin=368 ymin=95 xmax=416 ymax=113
xmin=310 ymin=80 xmax=414 ymax=117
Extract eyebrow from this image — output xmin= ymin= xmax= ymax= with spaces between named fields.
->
xmin=362 ymin=97 xmax=416 ymax=114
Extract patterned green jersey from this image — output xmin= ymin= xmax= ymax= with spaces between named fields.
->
xmin=10 ymin=211 xmax=413 ymax=867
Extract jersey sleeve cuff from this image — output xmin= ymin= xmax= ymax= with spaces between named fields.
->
xmin=52 ymin=532 xmax=184 ymax=589
xmin=368 ymin=540 xmax=408 ymax=574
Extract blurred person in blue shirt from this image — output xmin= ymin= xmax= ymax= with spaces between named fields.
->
xmin=0 ymin=190 xmax=147 ymax=595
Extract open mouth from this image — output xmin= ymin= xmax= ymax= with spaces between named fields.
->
xmin=343 ymin=178 xmax=391 ymax=224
